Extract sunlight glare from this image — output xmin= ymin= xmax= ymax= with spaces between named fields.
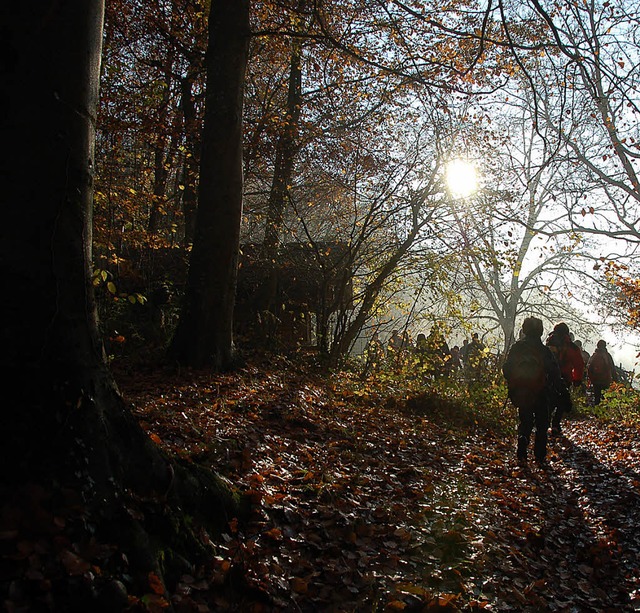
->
xmin=446 ymin=160 xmax=478 ymax=198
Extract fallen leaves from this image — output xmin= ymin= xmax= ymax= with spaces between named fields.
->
xmin=5 ymin=357 xmax=640 ymax=611
xmin=115 ymin=362 xmax=640 ymax=610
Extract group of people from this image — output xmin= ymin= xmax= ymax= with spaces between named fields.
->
xmin=502 ymin=317 xmax=618 ymax=466
xmin=365 ymin=326 xmax=488 ymax=381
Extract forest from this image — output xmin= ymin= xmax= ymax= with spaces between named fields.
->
xmin=2 ymin=0 xmax=640 ymax=611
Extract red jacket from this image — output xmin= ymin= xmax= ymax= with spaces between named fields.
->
xmin=547 ymin=335 xmax=584 ymax=384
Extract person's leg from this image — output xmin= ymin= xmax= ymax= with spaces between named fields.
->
xmin=593 ymin=384 xmax=603 ymax=405
xmin=517 ymin=405 xmax=534 ymax=462
xmin=551 ymin=404 xmax=563 ymax=434
xmin=551 ymin=384 xmax=571 ymax=434
xmin=533 ymin=399 xmax=550 ymax=462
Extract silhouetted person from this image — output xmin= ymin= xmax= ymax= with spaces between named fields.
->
xmin=503 ymin=317 xmax=564 ymax=465
xmin=465 ymin=332 xmax=485 ymax=382
xmin=587 ymin=339 xmax=617 ymax=405
xmin=546 ymin=322 xmax=584 ymax=435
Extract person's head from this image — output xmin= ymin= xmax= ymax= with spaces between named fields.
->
xmin=522 ymin=316 xmax=544 ymax=339
xmin=575 ymin=339 xmax=583 ymax=348
xmin=553 ymin=322 xmax=570 ymax=336
xmin=417 ymin=333 xmax=426 ymax=342
xmin=472 ymin=332 xmax=479 ymax=340
xmin=597 ymin=339 xmax=607 ymax=350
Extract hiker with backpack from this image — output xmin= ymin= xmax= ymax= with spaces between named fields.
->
xmin=503 ymin=317 xmax=565 ymax=465
xmin=545 ymin=322 xmax=584 ymax=435
xmin=587 ymin=339 xmax=617 ymax=405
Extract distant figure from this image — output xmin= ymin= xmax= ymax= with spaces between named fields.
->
xmin=387 ymin=329 xmax=403 ymax=360
xmin=587 ymin=340 xmax=617 ymax=405
xmin=546 ymin=322 xmax=584 ymax=435
xmin=449 ymin=345 xmax=462 ymax=374
xmin=574 ymin=339 xmax=590 ymax=394
xmin=574 ymin=340 xmax=590 ymax=366
xmin=465 ymin=332 xmax=486 ymax=381
xmin=425 ymin=326 xmax=451 ymax=378
xmin=401 ymin=330 xmax=413 ymax=354
xmin=503 ymin=317 xmax=565 ymax=465
xmin=388 ymin=328 xmax=411 ymax=367
xmin=459 ymin=339 xmax=470 ymax=367
xmin=415 ymin=333 xmax=429 ymax=365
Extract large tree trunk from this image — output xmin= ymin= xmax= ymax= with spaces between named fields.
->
xmin=1 ymin=2 xmax=111 ymax=464
xmin=0 ymin=2 xmax=244 ymax=607
xmin=169 ymin=0 xmax=250 ymax=369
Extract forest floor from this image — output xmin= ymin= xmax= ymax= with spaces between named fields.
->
xmin=116 ymin=356 xmax=640 ymax=612
xmin=4 ymin=356 xmax=640 ymax=612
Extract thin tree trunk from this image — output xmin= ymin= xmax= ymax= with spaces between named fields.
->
xmin=180 ymin=75 xmax=200 ymax=246
xmin=169 ymin=0 xmax=250 ymax=369
xmin=262 ymin=40 xmax=303 ymax=258
xmin=257 ymin=41 xmax=303 ymax=344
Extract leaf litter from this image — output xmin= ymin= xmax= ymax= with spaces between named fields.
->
xmin=123 ymin=359 xmax=640 ymax=611
xmin=4 ymin=356 xmax=640 ymax=612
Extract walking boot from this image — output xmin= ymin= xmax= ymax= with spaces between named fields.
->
xmin=517 ymin=435 xmax=529 ymax=464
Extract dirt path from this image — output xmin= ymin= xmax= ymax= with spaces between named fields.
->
xmin=475 ymin=417 xmax=640 ymax=612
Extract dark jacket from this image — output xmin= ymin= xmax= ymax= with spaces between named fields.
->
xmin=503 ymin=336 xmax=564 ymax=407
xmin=587 ymin=348 xmax=616 ymax=386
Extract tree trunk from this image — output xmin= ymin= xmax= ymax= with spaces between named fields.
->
xmin=170 ymin=0 xmax=250 ymax=369
xmin=180 ymin=76 xmax=200 ymax=247
xmin=257 ymin=40 xmax=303 ymax=345
xmin=1 ymin=1 xmax=110 ymax=450
xmin=262 ymin=40 xmax=303 ymax=259
xmin=0 ymin=2 xmax=244 ymax=607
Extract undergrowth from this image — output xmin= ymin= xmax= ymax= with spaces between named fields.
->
xmin=578 ymin=382 xmax=640 ymax=424
xmin=337 ymin=356 xmax=515 ymax=435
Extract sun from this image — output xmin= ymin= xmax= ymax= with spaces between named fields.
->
xmin=446 ymin=159 xmax=478 ymax=198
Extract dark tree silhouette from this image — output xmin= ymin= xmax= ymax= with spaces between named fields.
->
xmin=169 ymin=0 xmax=250 ymax=369
xmin=0 ymin=1 xmax=242 ymax=606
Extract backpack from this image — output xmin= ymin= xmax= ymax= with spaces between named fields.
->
xmin=588 ymin=351 xmax=610 ymax=383
xmin=505 ymin=344 xmax=546 ymax=394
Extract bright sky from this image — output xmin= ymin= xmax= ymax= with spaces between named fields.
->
xmin=446 ymin=159 xmax=478 ymax=198
xmin=603 ymin=332 xmax=639 ymax=373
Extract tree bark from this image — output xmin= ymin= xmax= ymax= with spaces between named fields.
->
xmin=180 ymin=76 xmax=200 ymax=246
xmin=1 ymin=1 xmax=110 ymax=452
xmin=170 ymin=0 xmax=250 ymax=369
xmin=0 ymin=2 xmax=244 ymax=606
xmin=262 ymin=40 xmax=303 ymax=259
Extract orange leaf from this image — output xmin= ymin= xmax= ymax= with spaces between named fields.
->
xmin=148 ymin=571 xmax=165 ymax=595
xmin=264 ymin=527 xmax=282 ymax=541
xmin=60 ymin=550 xmax=90 ymax=576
